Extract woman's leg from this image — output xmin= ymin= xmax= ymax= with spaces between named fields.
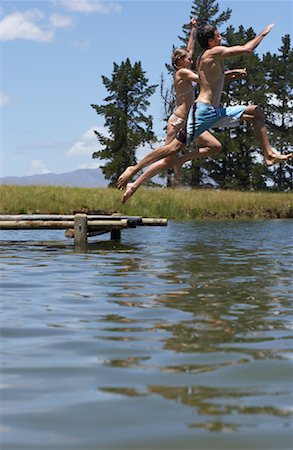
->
xmin=121 ymin=119 xmax=183 ymax=203
xmin=121 ymin=158 xmax=171 ymax=203
xmin=117 ymin=120 xmax=185 ymax=190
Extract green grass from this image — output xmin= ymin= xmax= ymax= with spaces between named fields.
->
xmin=0 ymin=184 xmax=292 ymax=219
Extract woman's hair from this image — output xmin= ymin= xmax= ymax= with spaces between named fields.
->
xmin=196 ymin=24 xmax=217 ymax=50
xmin=172 ymin=48 xmax=189 ymax=70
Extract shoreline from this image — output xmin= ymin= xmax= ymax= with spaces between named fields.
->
xmin=0 ymin=185 xmax=292 ymax=220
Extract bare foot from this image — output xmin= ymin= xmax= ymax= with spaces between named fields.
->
xmin=117 ymin=166 xmax=136 ymax=189
xmin=122 ymin=183 xmax=137 ymax=204
xmin=265 ymin=152 xmax=293 ymax=167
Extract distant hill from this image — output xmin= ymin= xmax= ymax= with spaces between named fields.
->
xmin=0 ymin=168 xmax=108 ymax=188
xmin=1 ymin=167 xmax=165 ymax=188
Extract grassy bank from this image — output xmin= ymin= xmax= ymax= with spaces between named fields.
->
xmin=0 ymin=185 xmax=292 ymax=219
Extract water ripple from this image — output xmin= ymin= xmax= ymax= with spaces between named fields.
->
xmin=1 ymin=220 xmax=293 ymax=449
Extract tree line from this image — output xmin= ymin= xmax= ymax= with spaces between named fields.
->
xmin=91 ymin=0 xmax=292 ymax=191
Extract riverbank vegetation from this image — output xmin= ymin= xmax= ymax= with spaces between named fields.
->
xmin=1 ymin=185 xmax=292 ymax=219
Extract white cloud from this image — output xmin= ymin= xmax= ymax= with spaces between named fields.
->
xmin=49 ymin=14 xmax=73 ymax=29
xmin=67 ymin=127 xmax=163 ymax=169
xmin=60 ymin=0 xmax=122 ymax=14
xmin=0 ymin=9 xmax=73 ymax=42
xmin=0 ymin=10 xmax=53 ymax=42
xmin=27 ymin=159 xmax=50 ymax=175
xmin=0 ymin=2 xmax=121 ymax=43
xmin=0 ymin=92 xmax=9 ymax=107
xmin=67 ymin=126 xmax=108 ymax=157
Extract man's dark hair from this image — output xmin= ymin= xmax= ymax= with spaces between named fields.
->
xmin=196 ymin=24 xmax=217 ymax=50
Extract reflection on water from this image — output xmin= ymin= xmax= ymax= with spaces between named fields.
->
xmin=1 ymin=220 xmax=293 ymax=450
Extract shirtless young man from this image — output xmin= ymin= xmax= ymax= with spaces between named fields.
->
xmin=118 ymin=22 xmax=292 ymax=197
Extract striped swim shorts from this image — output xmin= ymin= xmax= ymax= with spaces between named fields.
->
xmin=176 ymin=102 xmax=246 ymax=144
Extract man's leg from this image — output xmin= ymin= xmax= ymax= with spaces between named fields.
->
xmin=242 ymin=105 xmax=293 ymax=166
xmin=173 ymin=131 xmax=222 ymax=179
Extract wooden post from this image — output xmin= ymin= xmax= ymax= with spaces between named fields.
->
xmin=111 ymin=229 xmax=121 ymax=240
xmin=74 ymin=214 xmax=87 ymax=251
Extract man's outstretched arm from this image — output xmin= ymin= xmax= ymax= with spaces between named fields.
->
xmin=217 ymin=23 xmax=274 ymax=58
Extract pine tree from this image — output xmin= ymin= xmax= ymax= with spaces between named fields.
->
xmin=262 ymin=35 xmax=293 ymax=191
xmin=91 ymin=58 xmax=157 ymax=186
xmin=185 ymin=0 xmax=232 ymax=39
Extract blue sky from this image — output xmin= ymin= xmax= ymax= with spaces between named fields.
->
xmin=1 ymin=0 xmax=292 ymax=177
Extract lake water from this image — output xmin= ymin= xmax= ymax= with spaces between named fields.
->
xmin=1 ymin=220 xmax=293 ymax=450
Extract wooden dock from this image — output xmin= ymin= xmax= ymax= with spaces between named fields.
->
xmin=0 ymin=214 xmax=168 ymax=250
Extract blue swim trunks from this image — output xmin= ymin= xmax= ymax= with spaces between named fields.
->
xmin=176 ymin=102 xmax=246 ymax=144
